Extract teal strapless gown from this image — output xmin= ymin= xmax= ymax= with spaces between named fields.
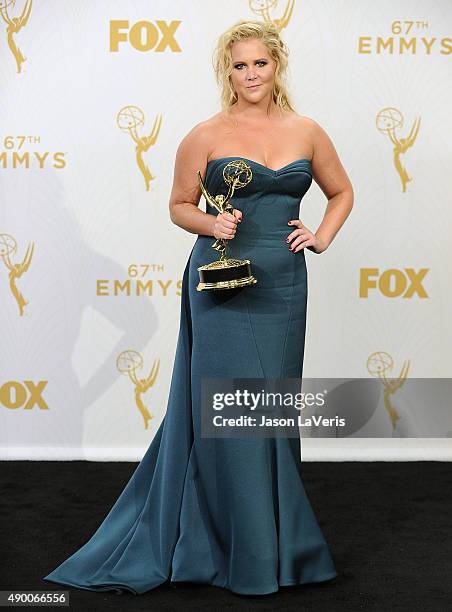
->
xmin=43 ymin=156 xmax=338 ymax=596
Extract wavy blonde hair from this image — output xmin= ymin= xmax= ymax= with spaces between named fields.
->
xmin=212 ymin=19 xmax=296 ymax=115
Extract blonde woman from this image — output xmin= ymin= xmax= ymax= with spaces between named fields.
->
xmin=44 ymin=19 xmax=353 ymax=596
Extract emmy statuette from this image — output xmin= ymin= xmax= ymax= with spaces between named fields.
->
xmin=196 ymin=159 xmax=257 ymax=292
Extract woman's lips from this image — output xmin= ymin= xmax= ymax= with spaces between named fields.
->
xmin=247 ymin=84 xmax=261 ymax=88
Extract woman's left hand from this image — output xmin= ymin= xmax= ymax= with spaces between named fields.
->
xmin=286 ymin=219 xmax=324 ymax=254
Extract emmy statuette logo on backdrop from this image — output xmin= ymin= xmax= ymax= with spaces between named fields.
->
xmin=0 ymin=0 xmax=32 ymax=73
xmin=116 ymin=350 xmax=160 ymax=430
xmin=376 ymin=107 xmax=421 ymax=193
xmin=367 ymin=351 xmax=411 ymax=430
xmin=117 ymin=106 xmax=162 ymax=192
xmin=248 ymin=0 xmax=295 ymax=32
xmin=0 ymin=233 xmax=34 ymax=316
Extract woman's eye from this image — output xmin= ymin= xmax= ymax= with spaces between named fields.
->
xmin=234 ymin=61 xmax=267 ymax=69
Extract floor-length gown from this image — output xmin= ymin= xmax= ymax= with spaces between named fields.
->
xmin=43 ymin=155 xmax=338 ymax=596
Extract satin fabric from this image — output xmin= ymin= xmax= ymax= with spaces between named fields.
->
xmin=43 ymin=156 xmax=337 ymax=595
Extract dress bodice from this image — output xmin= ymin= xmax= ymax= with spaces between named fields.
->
xmin=203 ymin=156 xmax=313 ymax=206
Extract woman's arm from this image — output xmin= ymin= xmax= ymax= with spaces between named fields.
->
xmin=286 ymin=118 xmax=354 ymax=254
xmin=168 ymin=123 xmax=217 ymax=236
xmin=309 ymin=119 xmax=354 ymax=253
xmin=169 ymin=123 xmax=240 ymax=240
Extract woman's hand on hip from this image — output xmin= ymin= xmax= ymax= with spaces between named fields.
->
xmin=286 ymin=219 xmax=325 ymax=254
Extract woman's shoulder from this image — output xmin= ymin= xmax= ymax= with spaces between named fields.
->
xmin=289 ymin=112 xmax=320 ymax=130
xmin=178 ymin=114 xmax=229 ymax=164
xmin=180 ymin=113 xmax=222 ymax=143
xmin=296 ymin=114 xmax=332 ymax=137
xmin=175 ymin=115 xmax=224 ymax=164
xmin=290 ymin=114 xmax=330 ymax=146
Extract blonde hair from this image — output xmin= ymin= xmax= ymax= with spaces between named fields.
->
xmin=212 ymin=19 xmax=296 ymax=115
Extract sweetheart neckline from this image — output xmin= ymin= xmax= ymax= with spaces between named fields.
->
xmin=206 ymin=155 xmax=312 ymax=175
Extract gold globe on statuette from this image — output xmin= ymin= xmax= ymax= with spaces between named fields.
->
xmin=196 ymin=159 xmax=257 ymax=291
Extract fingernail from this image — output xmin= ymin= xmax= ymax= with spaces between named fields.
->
xmin=286 ymin=238 xmax=290 ymax=243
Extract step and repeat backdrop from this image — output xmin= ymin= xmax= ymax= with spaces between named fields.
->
xmin=1 ymin=1 xmax=451 ymax=459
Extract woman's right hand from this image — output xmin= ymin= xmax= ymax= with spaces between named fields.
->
xmin=213 ymin=208 xmax=242 ymax=240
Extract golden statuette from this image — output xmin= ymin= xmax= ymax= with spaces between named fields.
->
xmin=196 ymin=159 xmax=257 ymax=291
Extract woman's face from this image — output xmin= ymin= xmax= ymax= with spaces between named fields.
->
xmin=229 ymin=38 xmax=276 ymax=105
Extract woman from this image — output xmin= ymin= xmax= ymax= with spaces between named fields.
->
xmin=43 ymin=19 xmax=353 ymax=596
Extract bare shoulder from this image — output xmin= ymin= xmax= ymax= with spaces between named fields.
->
xmin=281 ymin=114 xmax=318 ymax=157
xmin=295 ymin=115 xmax=335 ymax=148
xmin=176 ymin=113 xmax=222 ymax=159
xmin=293 ymin=114 xmax=322 ymax=138
xmin=295 ymin=114 xmax=318 ymax=128
xmin=190 ymin=112 xmax=225 ymax=134
xmin=177 ymin=119 xmax=211 ymax=151
xmin=294 ymin=115 xmax=353 ymax=198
